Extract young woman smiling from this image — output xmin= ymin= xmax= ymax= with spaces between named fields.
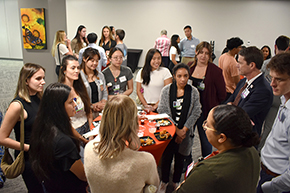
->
xmin=80 ymin=48 xmax=108 ymax=119
xmin=136 ymin=48 xmax=172 ymax=112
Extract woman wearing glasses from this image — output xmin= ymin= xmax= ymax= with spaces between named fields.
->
xmin=157 ymin=63 xmax=201 ymax=192
xmin=102 ymin=47 xmax=133 ymax=99
xmin=174 ymin=105 xmax=260 ymax=193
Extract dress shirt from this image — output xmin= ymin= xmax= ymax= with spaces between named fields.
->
xmin=154 ymin=35 xmax=170 ymax=57
xmin=179 ymin=35 xmax=200 ymax=57
xmin=261 ymin=95 xmax=290 ymax=193
xmin=78 ymin=43 xmax=107 ymax=72
xmin=246 ymin=72 xmax=263 ymax=86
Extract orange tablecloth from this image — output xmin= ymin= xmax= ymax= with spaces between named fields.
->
xmin=91 ymin=112 xmax=176 ymax=164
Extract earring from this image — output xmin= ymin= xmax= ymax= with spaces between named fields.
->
xmin=64 ymin=72 xmax=66 ymax=75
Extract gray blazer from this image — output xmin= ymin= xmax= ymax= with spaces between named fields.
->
xmin=80 ymin=70 xmax=108 ymax=103
xmin=157 ymin=83 xmax=202 ymax=156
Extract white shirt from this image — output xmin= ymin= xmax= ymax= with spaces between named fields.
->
xmin=54 ymin=43 xmax=69 ymax=66
xmin=169 ymin=46 xmax=180 ymax=62
xmin=136 ymin=67 xmax=172 ymax=104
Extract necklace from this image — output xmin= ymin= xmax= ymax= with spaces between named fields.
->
xmin=110 ymin=66 xmax=120 ymax=82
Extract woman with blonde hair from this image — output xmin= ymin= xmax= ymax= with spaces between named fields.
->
xmin=99 ymin=26 xmax=116 ymax=56
xmin=84 ymin=95 xmax=159 ymax=193
xmin=51 ymin=30 xmax=73 ymax=76
xmin=0 ymin=63 xmax=45 ymax=192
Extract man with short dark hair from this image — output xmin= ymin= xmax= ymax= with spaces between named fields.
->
xmin=115 ymin=29 xmax=127 ymax=66
xmin=226 ymin=46 xmax=273 ymax=136
xmin=78 ymin=32 xmax=107 ymax=72
xmin=219 ymin=37 xmax=244 ymax=100
xmin=179 ymin=25 xmax=200 ymax=65
xmin=257 ymin=52 xmax=290 ymax=193
xmin=154 ymin=29 xmax=170 ymax=67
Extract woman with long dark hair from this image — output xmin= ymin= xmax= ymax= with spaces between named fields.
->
xmin=30 ymin=83 xmax=87 ymax=193
xmin=158 ymin=63 xmax=201 ymax=192
xmin=136 ymin=48 xmax=172 ymax=111
xmin=261 ymin=45 xmax=272 ymax=61
xmin=71 ymin=25 xmax=88 ymax=58
xmin=59 ymin=55 xmax=92 ymax=148
xmin=189 ymin=41 xmax=226 ymax=157
xmin=169 ymin=34 xmax=181 ymax=72
xmin=0 ymin=63 xmax=45 ymax=192
xmin=80 ymin=47 xmax=108 ymax=119
xmin=174 ymin=105 xmax=260 ymax=193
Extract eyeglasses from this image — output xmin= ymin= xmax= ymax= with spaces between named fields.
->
xmin=112 ymin=56 xmax=124 ymax=61
xmin=202 ymin=120 xmax=216 ymax=132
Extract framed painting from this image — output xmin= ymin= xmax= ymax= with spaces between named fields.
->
xmin=20 ymin=8 xmax=47 ymax=50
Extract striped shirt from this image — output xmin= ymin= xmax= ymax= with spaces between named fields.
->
xmin=154 ymin=35 xmax=170 ymax=57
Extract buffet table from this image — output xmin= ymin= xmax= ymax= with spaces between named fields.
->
xmin=90 ymin=112 xmax=175 ymax=164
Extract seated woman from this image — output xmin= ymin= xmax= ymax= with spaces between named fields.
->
xmin=84 ymin=95 xmax=159 ymax=193
xmin=30 ymin=83 xmax=87 ymax=193
xmin=102 ymin=47 xmax=133 ymax=98
xmin=174 ymin=105 xmax=260 ymax=193
xmin=157 ymin=63 xmax=202 ymax=192
xmin=80 ymin=47 xmax=108 ymax=119
xmin=136 ymin=48 xmax=172 ymax=112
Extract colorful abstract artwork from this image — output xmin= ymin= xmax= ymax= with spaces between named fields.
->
xmin=20 ymin=8 xmax=47 ymax=49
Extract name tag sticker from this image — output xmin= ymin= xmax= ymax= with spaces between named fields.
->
xmin=173 ymin=101 xmax=181 ymax=108
xmin=119 ymin=76 xmax=127 ymax=82
xmin=191 ymin=45 xmax=196 ymax=48
xmin=241 ymin=88 xmax=250 ymax=99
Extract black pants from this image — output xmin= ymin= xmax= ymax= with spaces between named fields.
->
xmin=161 ymin=135 xmax=185 ymax=183
xmin=55 ymin=65 xmax=60 ymax=77
xmin=15 ymin=151 xmax=44 ymax=193
xmin=162 ymin=56 xmax=170 ymax=68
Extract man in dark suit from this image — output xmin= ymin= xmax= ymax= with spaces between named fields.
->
xmin=226 ymin=46 xmax=273 ymax=135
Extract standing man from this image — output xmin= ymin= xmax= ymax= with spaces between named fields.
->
xmin=226 ymin=46 xmax=273 ymax=136
xmin=219 ymin=37 xmax=243 ymax=100
xmin=257 ymin=53 xmax=290 ymax=193
xmin=115 ymin=29 xmax=128 ymax=66
xmin=154 ymin=29 xmax=170 ymax=68
xmin=179 ymin=25 xmax=200 ymax=65
xmin=78 ymin=32 xmax=107 ymax=72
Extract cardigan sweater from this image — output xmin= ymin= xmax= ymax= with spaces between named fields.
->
xmin=189 ymin=62 xmax=226 ymax=118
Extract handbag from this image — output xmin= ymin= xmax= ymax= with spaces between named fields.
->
xmin=0 ymin=100 xmax=25 ymax=179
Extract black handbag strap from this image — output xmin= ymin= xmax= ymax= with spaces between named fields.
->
xmin=57 ymin=43 xmax=61 ymax=66
xmin=13 ymin=100 xmax=24 ymax=151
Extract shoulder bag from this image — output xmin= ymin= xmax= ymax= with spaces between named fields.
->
xmin=0 ymin=100 xmax=25 ymax=179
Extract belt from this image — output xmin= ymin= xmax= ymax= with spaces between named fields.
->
xmin=261 ymin=162 xmax=279 ymax=177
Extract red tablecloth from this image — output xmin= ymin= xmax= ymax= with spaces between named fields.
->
xmin=91 ymin=112 xmax=175 ymax=164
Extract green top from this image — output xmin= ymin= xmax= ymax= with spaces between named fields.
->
xmin=174 ymin=147 xmax=260 ymax=193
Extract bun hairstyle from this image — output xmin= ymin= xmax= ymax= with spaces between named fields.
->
xmin=212 ymin=105 xmax=260 ymax=147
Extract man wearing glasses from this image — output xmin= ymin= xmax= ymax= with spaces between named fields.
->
xmin=257 ymin=53 xmax=290 ymax=193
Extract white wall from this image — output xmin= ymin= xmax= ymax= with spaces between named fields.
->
xmin=66 ymin=0 xmax=290 ymax=67
xmin=0 ymin=0 xmax=22 ymax=59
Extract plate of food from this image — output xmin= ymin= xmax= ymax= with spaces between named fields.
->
xmin=154 ymin=129 xmax=172 ymax=141
xmin=156 ymin=119 xmax=172 ymax=126
xmin=140 ymin=136 xmax=155 ymax=146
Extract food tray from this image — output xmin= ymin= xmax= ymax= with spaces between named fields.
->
xmin=140 ymin=136 xmax=155 ymax=146
xmin=155 ymin=119 xmax=172 ymax=126
xmin=154 ymin=131 xmax=172 ymax=141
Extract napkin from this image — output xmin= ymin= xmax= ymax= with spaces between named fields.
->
xmin=144 ymin=113 xmax=169 ymax=120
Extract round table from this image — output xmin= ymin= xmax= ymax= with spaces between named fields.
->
xmin=91 ymin=112 xmax=175 ymax=164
